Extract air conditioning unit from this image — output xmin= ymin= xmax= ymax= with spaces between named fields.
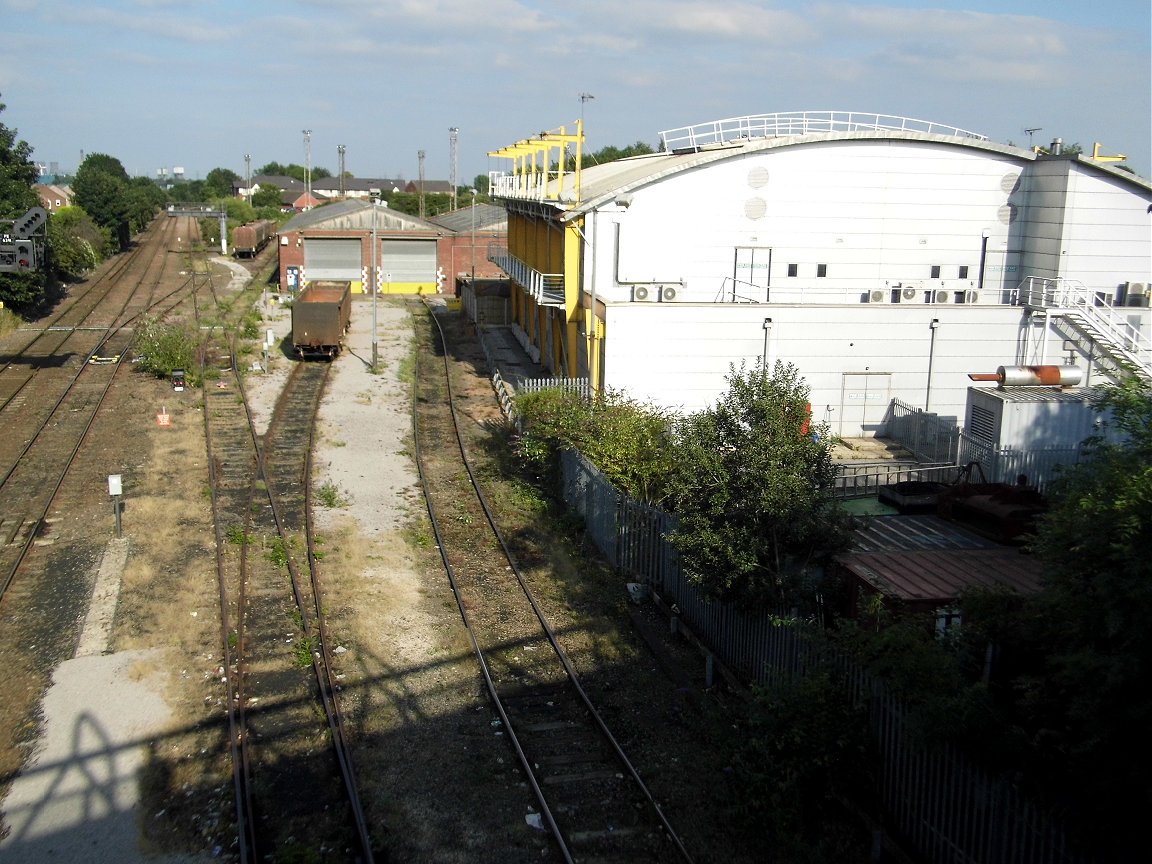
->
xmin=867 ymin=290 xmax=885 ymax=303
xmin=934 ymin=290 xmax=949 ymax=304
xmin=632 ymin=285 xmax=653 ymax=302
xmin=964 ymin=290 xmax=980 ymax=304
xmin=901 ymin=286 xmax=918 ymax=301
xmin=659 ymin=284 xmax=679 ymax=302
xmin=1127 ymin=282 xmax=1148 ymax=307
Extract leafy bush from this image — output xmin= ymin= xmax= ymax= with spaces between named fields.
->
xmin=731 ymin=668 xmax=874 ymax=862
xmin=512 ymin=387 xmax=674 ymax=502
xmin=134 ymin=316 xmax=197 ymax=382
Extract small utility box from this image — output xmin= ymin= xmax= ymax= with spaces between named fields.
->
xmin=172 ymin=369 xmax=186 ymax=392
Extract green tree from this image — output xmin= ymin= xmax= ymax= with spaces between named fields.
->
xmin=0 ymin=95 xmax=46 ymax=311
xmin=204 ymin=167 xmax=240 ymax=199
xmin=73 ymin=153 xmax=132 ymax=250
xmin=46 ymin=205 xmax=105 ymax=277
xmin=665 ymin=360 xmax=850 ymax=607
xmin=251 ymin=184 xmax=283 ymax=209
xmin=126 ymin=176 xmax=167 ymax=234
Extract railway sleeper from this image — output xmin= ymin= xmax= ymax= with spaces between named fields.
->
xmin=541 ymin=768 xmax=622 ymax=786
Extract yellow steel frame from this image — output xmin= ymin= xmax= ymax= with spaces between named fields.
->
xmin=490 ymin=121 xmax=587 ymax=378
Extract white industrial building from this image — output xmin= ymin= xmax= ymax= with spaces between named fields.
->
xmin=486 ymin=111 xmax=1152 ymax=436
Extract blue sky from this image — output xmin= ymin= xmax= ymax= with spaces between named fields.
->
xmin=2 ymin=0 xmax=1149 ymax=185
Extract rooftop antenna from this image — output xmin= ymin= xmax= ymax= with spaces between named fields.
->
xmin=580 ymin=93 xmax=595 ymax=164
xmin=1024 ymin=127 xmax=1042 ymax=149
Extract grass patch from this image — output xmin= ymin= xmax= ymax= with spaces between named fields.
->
xmin=316 ymin=482 xmax=349 ymax=508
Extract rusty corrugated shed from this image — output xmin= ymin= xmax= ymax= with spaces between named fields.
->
xmin=836 ymin=515 xmax=1043 ymax=604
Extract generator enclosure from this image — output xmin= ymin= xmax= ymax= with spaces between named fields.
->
xmin=963 ymin=385 xmax=1105 ymax=450
xmin=292 ymin=281 xmax=351 ymax=358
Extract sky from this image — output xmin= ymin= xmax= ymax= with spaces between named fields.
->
xmin=2 ymin=0 xmax=1149 ymax=186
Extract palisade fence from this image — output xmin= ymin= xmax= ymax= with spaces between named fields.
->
xmin=888 ymin=399 xmax=1085 ymax=493
xmin=559 ymin=448 xmax=1089 ymax=864
xmin=888 ymin=399 xmax=963 ymax=463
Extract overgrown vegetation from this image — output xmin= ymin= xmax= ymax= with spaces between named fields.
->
xmin=133 ymin=316 xmax=198 ymax=383
xmin=730 ymin=670 xmax=875 ymax=863
xmin=513 ymin=362 xmax=850 ymax=608
xmin=316 ymin=482 xmax=349 ymax=509
xmin=512 ymin=386 xmax=675 ymax=503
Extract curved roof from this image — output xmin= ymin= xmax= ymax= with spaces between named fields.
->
xmin=507 ymin=114 xmax=1152 ymax=221
xmin=559 ymin=129 xmax=1034 ymax=222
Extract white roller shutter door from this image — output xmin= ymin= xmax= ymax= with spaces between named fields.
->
xmin=381 ymin=239 xmax=437 ymax=282
xmin=304 ymin=238 xmax=361 ymax=280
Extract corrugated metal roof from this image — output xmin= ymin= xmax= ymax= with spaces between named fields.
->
xmin=836 ymin=515 xmax=1043 ymax=603
xmin=975 ymin=386 xmax=1096 ymax=404
xmin=848 ymin=515 xmax=996 ymax=552
xmin=280 ymin=199 xmax=444 ymax=233
xmin=429 ymin=203 xmax=507 ymax=233
xmin=839 ymin=549 xmax=1042 ymax=602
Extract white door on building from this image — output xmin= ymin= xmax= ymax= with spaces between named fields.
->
xmin=733 ymin=246 xmax=772 ymax=302
xmin=839 ymin=372 xmax=892 ymax=437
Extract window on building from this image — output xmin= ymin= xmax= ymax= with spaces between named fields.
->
xmin=816 ymin=264 xmax=827 ymax=278
xmin=959 ymin=265 xmax=969 ymax=279
xmin=935 ymin=606 xmax=962 ymax=636
xmin=787 ymin=263 xmax=798 ymax=277
xmin=930 ymin=265 xmax=941 ymax=279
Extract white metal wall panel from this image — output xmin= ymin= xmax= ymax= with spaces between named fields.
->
xmin=566 ymin=135 xmax=1150 ymax=434
xmin=304 ymin=238 xmax=361 ymax=280
xmin=381 ymin=239 xmax=436 ymax=282
xmin=600 ymin=302 xmax=1047 ymax=429
xmin=608 ymin=141 xmax=1027 ymax=304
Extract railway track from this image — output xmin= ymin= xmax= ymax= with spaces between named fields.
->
xmin=413 ymin=302 xmax=694 ymax=864
xmin=0 ymin=216 xmax=193 ymax=603
xmin=198 ymin=283 xmax=374 ymax=862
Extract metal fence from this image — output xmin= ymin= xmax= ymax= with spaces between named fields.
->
xmin=957 ymin=434 xmax=1083 ymax=493
xmin=887 ymin=399 xmax=963 ymax=463
xmin=833 ymin=460 xmax=957 ymax=499
xmin=517 ymin=376 xmax=593 ymax=399
xmin=558 ymin=448 xmax=1090 ymax=864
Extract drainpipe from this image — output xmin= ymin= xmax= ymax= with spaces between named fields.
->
xmin=977 ymin=230 xmax=989 ymax=294
xmin=926 ymin=319 xmax=940 ymax=411
xmin=761 ymin=318 xmax=773 ymax=373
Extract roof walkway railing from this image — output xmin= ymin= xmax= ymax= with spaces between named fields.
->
xmin=660 ymin=111 xmax=989 ymax=153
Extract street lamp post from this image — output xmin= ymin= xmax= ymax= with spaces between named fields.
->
xmin=371 ymin=201 xmax=378 ymax=369
xmin=470 ymin=188 xmax=478 ymax=281
xmin=303 ymin=129 xmax=312 ymax=209
xmin=244 ymin=153 xmax=251 ymax=204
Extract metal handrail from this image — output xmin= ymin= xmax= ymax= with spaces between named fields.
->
xmin=660 ymin=111 xmax=988 ymax=152
xmin=488 ymin=245 xmax=565 ymax=306
xmin=1019 ymin=276 xmax=1151 ymax=373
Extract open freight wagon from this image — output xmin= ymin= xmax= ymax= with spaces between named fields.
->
xmin=291 ymin=281 xmax=351 ymax=358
